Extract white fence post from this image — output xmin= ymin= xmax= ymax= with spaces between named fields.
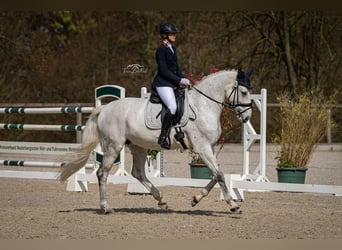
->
xmin=242 ymin=88 xmax=269 ymax=182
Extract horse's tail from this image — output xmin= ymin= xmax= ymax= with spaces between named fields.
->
xmin=58 ymin=106 xmax=103 ymax=182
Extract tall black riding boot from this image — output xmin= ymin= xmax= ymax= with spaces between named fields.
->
xmin=158 ymin=111 xmax=174 ymax=149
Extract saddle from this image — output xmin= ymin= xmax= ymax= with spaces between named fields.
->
xmin=145 ymin=87 xmax=194 ymax=149
xmin=145 ymin=87 xmax=194 ymax=130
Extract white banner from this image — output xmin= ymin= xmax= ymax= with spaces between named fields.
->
xmin=0 ymin=141 xmax=81 ymax=155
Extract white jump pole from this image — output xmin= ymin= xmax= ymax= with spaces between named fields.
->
xmin=0 ymin=123 xmax=85 ymax=131
xmin=0 ymin=107 xmax=93 ymax=114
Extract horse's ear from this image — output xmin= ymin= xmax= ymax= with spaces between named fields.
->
xmin=246 ymin=67 xmax=254 ymax=77
xmin=237 ymin=67 xmax=253 ymax=90
xmin=237 ymin=67 xmax=243 ymax=78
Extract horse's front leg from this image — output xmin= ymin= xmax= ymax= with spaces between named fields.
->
xmin=215 ymin=170 xmax=241 ymax=213
xmin=191 ymin=177 xmax=217 ymax=207
xmin=191 ymin=147 xmax=241 ymax=214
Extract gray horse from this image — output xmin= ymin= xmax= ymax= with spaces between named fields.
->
xmin=58 ymin=68 xmax=254 ymax=214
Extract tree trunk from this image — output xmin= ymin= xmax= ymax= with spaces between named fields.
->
xmin=282 ymin=12 xmax=298 ymax=97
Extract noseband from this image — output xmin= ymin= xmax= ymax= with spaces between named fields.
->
xmin=191 ymin=81 xmax=252 ymax=115
xmin=226 ymin=81 xmax=253 ymax=115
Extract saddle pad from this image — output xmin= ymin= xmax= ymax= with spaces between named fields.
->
xmin=144 ymin=90 xmax=193 ymax=130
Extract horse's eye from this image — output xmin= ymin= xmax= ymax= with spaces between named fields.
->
xmin=241 ymin=91 xmax=247 ymax=96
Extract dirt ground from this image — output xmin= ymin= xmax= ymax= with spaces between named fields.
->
xmin=0 ymin=145 xmax=341 ymax=239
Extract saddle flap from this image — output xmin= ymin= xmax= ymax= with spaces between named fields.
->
xmin=145 ymin=89 xmax=193 ymax=129
xmin=149 ymin=87 xmax=162 ymax=104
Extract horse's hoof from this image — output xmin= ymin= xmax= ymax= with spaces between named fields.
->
xmin=101 ymin=207 xmax=113 ymax=214
xmin=230 ymin=206 xmax=242 ymax=214
xmin=191 ymin=196 xmax=198 ymax=207
xmin=105 ymin=208 xmax=113 ymax=214
xmin=100 ymin=203 xmax=112 ymax=214
xmin=158 ymin=202 xmax=168 ymax=210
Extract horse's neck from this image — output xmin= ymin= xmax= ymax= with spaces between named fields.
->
xmin=196 ymin=72 xmax=231 ymax=104
xmin=192 ymin=72 xmax=232 ymax=118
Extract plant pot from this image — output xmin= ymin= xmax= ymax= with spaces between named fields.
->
xmin=189 ymin=163 xmax=212 ymax=179
xmin=276 ymin=167 xmax=308 ymax=184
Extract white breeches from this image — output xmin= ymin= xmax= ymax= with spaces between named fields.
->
xmin=156 ymin=86 xmax=177 ymax=115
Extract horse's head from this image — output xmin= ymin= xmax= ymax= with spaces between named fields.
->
xmin=226 ymin=67 xmax=253 ymax=123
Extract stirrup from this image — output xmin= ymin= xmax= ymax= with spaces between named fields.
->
xmin=174 ymin=127 xmax=188 ymax=150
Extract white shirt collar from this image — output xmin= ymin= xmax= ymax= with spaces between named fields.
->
xmin=167 ymin=42 xmax=174 ymax=53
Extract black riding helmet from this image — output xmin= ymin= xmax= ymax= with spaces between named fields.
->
xmin=160 ymin=22 xmax=180 ymax=36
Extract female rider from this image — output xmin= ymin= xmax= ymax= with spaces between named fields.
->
xmin=151 ymin=22 xmax=190 ymax=149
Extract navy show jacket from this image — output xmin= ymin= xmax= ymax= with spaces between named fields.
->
xmin=152 ymin=43 xmax=184 ymax=89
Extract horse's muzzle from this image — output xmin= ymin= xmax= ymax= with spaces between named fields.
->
xmin=236 ymin=104 xmax=252 ymax=123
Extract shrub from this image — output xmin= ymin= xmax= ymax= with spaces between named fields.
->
xmin=275 ymin=92 xmax=335 ymax=168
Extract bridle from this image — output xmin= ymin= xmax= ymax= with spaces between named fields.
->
xmin=191 ymin=81 xmax=252 ymax=116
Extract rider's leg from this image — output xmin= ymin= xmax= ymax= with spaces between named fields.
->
xmin=156 ymin=87 xmax=177 ymax=149
xmin=156 ymin=87 xmax=177 ymax=115
xmin=158 ymin=110 xmax=174 ymax=149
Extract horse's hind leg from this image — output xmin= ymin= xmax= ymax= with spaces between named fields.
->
xmin=129 ymin=144 xmax=168 ymax=209
xmin=96 ymin=145 xmax=119 ymax=214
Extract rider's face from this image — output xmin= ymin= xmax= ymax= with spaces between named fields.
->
xmin=167 ymin=33 xmax=177 ymax=42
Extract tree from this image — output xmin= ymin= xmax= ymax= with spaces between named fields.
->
xmin=241 ymin=11 xmax=342 ymax=98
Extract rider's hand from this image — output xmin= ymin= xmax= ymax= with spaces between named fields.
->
xmin=180 ymin=78 xmax=190 ymax=88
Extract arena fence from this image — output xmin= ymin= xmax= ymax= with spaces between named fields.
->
xmin=1 ymin=86 xmax=341 ymax=199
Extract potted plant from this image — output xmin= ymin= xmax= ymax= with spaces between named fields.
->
xmin=189 ymin=151 xmax=213 ymax=179
xmin=147 ymin=148 xmax=160 ymax=168
xmin=274 ymin=92 xmax=335 ymax=183
xmin=147 ymin=149 xmax=159 ymax=161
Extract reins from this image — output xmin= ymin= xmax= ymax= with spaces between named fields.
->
xmin=191 ymin=82 xmax=252 ymax=115
xmin=191 ymin=85 xmax=229 ymax=107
